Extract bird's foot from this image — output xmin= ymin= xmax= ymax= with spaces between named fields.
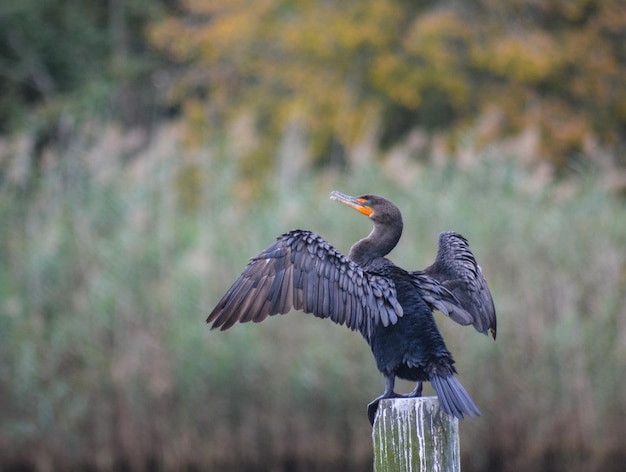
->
xmin=367 ymin=391 xmax=402 ymax=426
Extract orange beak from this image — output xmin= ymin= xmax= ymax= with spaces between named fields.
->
xmin=330 ymin=190 xmax=373 ymax=217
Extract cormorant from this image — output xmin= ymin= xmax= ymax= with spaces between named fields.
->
xmin=207 ymin=191 xmax=496 ymax=424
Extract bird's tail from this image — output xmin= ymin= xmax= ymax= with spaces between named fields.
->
xmin=430 ymin=374 xmax=481 ymax=419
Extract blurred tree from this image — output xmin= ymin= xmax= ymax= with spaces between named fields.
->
xmin=149 ymin=0 xmax=626 ymax=174
xmin=470 ymin=0 xmax=626 ymax=168
xmin=0 ymin=0 xmax=173 ymax=136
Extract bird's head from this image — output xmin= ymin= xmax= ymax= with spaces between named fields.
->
xmin=330 ymin=191 xmax=402 ymax=228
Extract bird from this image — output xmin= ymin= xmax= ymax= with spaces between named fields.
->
xmin=207 ymin=191 xmax=496 ymax=425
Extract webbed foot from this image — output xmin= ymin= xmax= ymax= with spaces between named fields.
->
xmin=367 ymin=391 xmax=402 ymax=425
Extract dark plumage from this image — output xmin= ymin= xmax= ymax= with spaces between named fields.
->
xmin=207 ymin=191 xmax=496 ymax=424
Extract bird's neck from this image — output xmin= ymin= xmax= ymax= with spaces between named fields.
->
xmin=349 ymin=221 xmax=403 ymax=265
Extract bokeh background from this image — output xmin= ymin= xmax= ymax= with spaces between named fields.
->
xmin=1 ymin=1 xmax=625 ymax=471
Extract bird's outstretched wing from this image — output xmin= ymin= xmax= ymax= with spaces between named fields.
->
xmin=416 ymin=231 xmax=497 ymax=339
xmin=207 ymin=230 xmax=403 ymax=340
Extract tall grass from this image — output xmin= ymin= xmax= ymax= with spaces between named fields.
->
xmin=1 ymin=123 xmax=625 ymax=471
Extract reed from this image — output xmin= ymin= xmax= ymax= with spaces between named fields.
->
xmin=1 ymin=124 xmax=624 ymax=471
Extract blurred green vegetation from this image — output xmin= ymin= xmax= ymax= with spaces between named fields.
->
xmin=1 ymin=123 xmax=625 ymax=471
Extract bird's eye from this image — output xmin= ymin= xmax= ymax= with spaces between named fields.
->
xmin=365 ymin=201 xmax=371 ymax=206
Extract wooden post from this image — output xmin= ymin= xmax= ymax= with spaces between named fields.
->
xmin=372 ymin=396 xmax=460 ymax=472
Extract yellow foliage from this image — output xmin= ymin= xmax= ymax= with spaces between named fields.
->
xmin=534 ymin=99 xmax=591 ymax=165
xmin=371 ymin=55 xmax=422 ymax=109
xmin=474 ymin=31 xmax=562 ymax=83
xmin=370 ymin=9 xmax=473 ymax=117
xmin=403 ymin=10 xmax=471 ymax=59
xmin=148 ymin=0 xmax=626 ymax=172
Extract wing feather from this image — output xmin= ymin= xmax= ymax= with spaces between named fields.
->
xmin=418 ymin=231 xmax=497 ymax=339
xmin=207 ymin=230 xmax=403 ymax=338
